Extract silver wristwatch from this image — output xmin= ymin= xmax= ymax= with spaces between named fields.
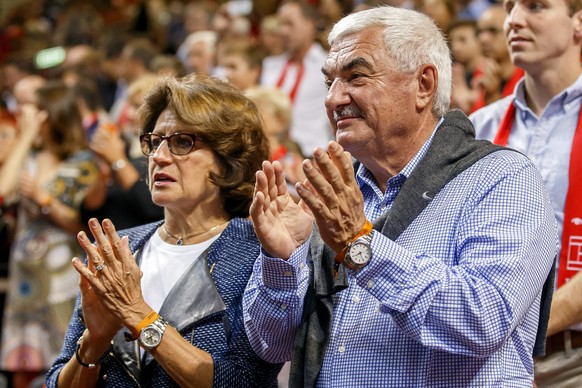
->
xmin=111 ymin=158 xmax=127 ymax=172
xmin=344 ymin=231 xmax=373 ymax=270
xmin=138 ymin=317 xmax=168 ymax=351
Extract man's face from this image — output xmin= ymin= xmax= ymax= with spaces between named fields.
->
xmin=322 ymin=27 xmax=418 ymax=159
xmin=503 ymin=0 xmax=580 ymax=70
xmin=222 ymin=54 xmax=259 ymax=90
xmin=478 ymin=7 xmax=509 ymax=61
xmin=278 ymin=3 xmax=315 ymax=55
xmin=450 ymin=25 xmax=481 ymax=65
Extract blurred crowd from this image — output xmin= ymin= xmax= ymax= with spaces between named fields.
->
xmin=0 ymin=0 xmax=512 ymax=386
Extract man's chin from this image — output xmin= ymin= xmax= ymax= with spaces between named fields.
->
xmin=335 ymin=131 xmax=354 ymax=149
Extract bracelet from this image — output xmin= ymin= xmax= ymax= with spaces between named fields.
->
xmin=75 ymin=336 xmax=109 ymax=369
xmin=124 ymin=310 xmax=159 ymax=341
xmin=334 ymin=219 xmax=373 ymax=263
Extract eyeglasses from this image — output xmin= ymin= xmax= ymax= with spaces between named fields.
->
xmin=139 ymin=133 xmax=198 ymax=156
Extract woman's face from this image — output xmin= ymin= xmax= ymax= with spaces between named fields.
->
xmin=147 ymin=109 xmax=223 ymax=213
xmin=0 ymin=122 xmax=17 ymax=165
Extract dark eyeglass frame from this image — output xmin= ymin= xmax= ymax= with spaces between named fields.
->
xmin=139 ymin=132 xmax=198 ymax=156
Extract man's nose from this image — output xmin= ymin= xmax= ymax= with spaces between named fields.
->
xmin=506 ymin=5 xmax=526 ymax=28
xmin=324 ymin=79 xmax=351 ymax=110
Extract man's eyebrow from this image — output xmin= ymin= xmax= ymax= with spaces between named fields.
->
xmin=321 ymin=57 xmax=374 ymax=77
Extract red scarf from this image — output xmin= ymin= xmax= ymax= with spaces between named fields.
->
xmin=471 ymin=68 xmax=524 ymax=113
xmin=276 ymin=59 xmax=305 ymax=104
xmin=494 ymin=101 xmax=582 ymax=288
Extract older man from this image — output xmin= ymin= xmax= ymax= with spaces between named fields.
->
xmin=470 ymin=0 xmax=582 ymax=385
xmin=243 ymin=6 xmax=558 ymax=387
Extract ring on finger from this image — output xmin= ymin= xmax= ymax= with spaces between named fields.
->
xmin=95 ymin=261 xmax=106 ymax=271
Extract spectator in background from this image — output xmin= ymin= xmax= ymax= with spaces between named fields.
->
xmin=165 ymin=1 xmax=213 ymax=55
xmin=259 ymin=15 xmax=285 ymax=57
xmin=82 ymin=74 xmax=163 ymax=232
xmin=0 ymin=57 xmax=35 ymax=113
xmin=469 ymin=0 xmax=582 ymax=384
xmin=70 ymin=78 xmax=112 ymax=142
xmin=11 ymin=74 xmax=45 ymax=115
xmin=0 ymin=81 xmax=98 ymax=388
xmin=96 ymin=34 xmax=127 ymax=112
xmin=150 ymin=54 xmax=187 ymax=78
xmin=0 ymin=107 xmax=18 ymax=246
xmin=178 ymin=30 xmax=219 ymax=76
xmin=472 ymin=5 xmax=524 ymax=111
xmin=211 ymin=1 xmax=253 ymax=68
xmin=457 ymin=0 xmax=492 ymax=20
xmin=0 ymin=107 xmax=18 ymax=354
xmin=261 ymin=0 xmax=332 ymax=157
xmin=221 ymin=40 xmax=265 ymax=91
xmin=109 ymin=38 xmax=159 ymax=128
xmin=421 ymin=0 xmax=458 ymax=36
xmin=316 ymin=0 xmax=350 ymax=49
xmin=245 ymin=86 xmax=305 ymax=197
xmin=449 ymin=20 xmax=484 ymax=113
xmin=60 ymin=44 xmax=119 ymax=116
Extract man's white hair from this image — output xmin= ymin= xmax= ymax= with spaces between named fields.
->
xmin=328 ymin=6 xmax=452 ymax=117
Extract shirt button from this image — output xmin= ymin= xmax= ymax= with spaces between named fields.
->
xmin=280 ymin=303 xmax=287 ymax=311
xmin=352 ymin=295 xmax=360 ymax=303
xmin=367 ymin=280 xmax=375 ymax=289
xmin=338 ymin=345 xmax=346 ymax=354
xmin=299 ymin=263 xmax=305 ymax=269
xmin=283 ymin=270 xmax=292 ymax=277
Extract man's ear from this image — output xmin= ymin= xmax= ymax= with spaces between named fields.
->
xmin=573 ymin=10 xmax=582 ymax=41
xmin=416 ymin=64 xmax=438 ymax=111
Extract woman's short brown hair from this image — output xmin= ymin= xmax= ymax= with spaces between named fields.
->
xmin=139 ymin=74 xmax=269 ymax=218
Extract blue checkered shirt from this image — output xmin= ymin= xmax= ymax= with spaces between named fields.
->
xmin=243 ymin=126 xmax=559 ymax=387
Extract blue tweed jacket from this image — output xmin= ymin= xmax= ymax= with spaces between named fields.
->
xmin=46 ymin=218 xmax=282 ymax=387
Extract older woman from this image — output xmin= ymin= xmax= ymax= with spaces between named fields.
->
xmin=45 ymin=75 xmax=282 ymax=387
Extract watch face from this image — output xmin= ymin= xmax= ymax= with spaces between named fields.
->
xmin=349 ymin=242 xmax=372 ymax=264
xmin=141 ymin=327 xmax=162 ymax=347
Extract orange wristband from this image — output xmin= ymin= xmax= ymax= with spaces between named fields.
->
xmin=128 ymin=311 xmax=159 ymax=341
xmin=39 ymin=194 xmax=53 ymax=215
xmin=335 ymin=219 xmax=373 ymax=264
xmin=39 ymin=193 xmax=53 ymax=207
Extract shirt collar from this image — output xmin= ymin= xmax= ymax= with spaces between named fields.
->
xmin=513 ymin=73 xmax=582 ymax=115
xmin=356 ymin=116 xmax=443 ymax=193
